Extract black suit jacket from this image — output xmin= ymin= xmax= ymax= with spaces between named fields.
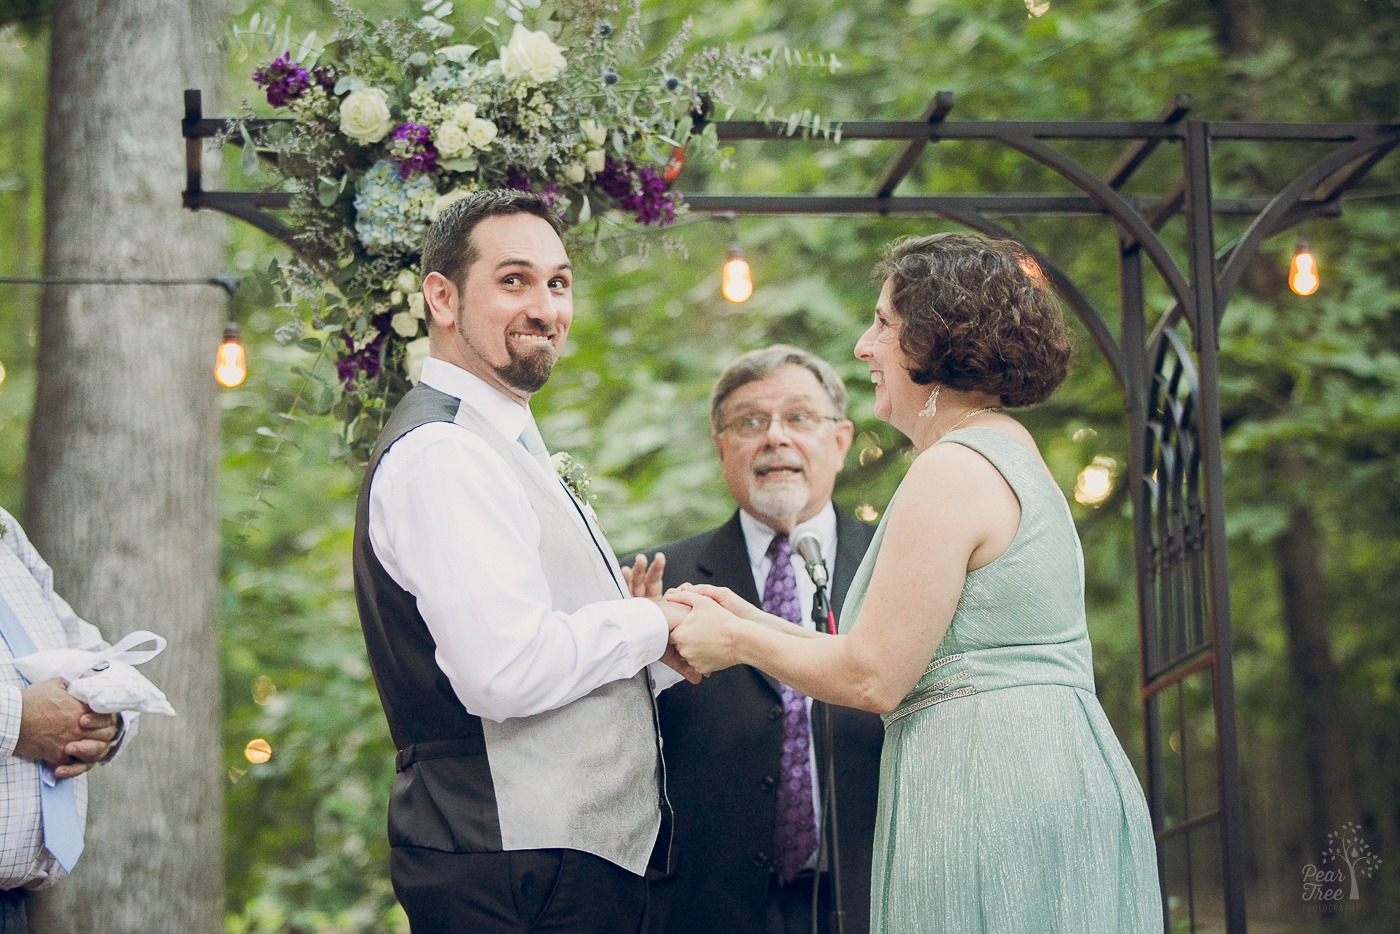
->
xmin=644 ymin=510 xmax=883 ymax=934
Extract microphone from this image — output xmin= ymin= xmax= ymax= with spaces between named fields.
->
xmin=793 ymin=532 xmax=829 ymax=589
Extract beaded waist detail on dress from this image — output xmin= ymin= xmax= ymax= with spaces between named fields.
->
xmin=881 ymin=653 xmax=977 ymax=727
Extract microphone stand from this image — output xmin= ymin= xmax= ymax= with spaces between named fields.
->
xmin=811 ymin=581 xmax=846 ymax=934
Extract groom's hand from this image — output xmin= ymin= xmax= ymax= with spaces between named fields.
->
xmin=656 ymin=598 xmax=701 ymax=683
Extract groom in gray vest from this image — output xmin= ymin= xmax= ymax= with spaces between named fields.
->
xmin=353 ymin=189 xmax=694 ymax=933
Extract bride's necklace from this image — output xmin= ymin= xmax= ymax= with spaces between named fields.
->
xmin=947 ymin=406 xmax=1000 ymax=432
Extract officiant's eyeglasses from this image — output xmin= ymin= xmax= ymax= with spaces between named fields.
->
xmin=718 ymin=410 xmax=841 ymax=439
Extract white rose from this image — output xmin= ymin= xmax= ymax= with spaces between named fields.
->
xmin=391 ymin=311 xmax=421 ymax=339
xmin=407 ymin=292 xmax=425 ymax=320
xmin=453 ymin=102 xmax=478 ymax=124
xmin=579 ymin=119 xmax=607 ymax=148
xmin=585 ymin=149 xmax=606 ymax=175
xmin=431 ymin=188 xmax=474 ymax=221
xmin=405 ymin=337 xmax=432 ymax=385
xmin=338 ymin=87 xmax=393 ymax=144
xmin=436 ymin=44 xmax=478 ymax=64
xmin=435 ymin=121 xmax=470 ymax=157
xmin=465 ymin=118 xmax=498 ymax=150
xmin=497 ymin=23 xmax=566 ymax=84
xmin=395 ymin=269 xmax=418 ymax=294
xmin=562 ymin=162 xmax=586 ymax=184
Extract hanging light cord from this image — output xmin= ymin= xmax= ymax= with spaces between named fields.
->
xmin=0 ymin=275 xmax=238 ymax=294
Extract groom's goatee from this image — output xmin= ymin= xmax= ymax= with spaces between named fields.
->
xmin=501 ymin=348 xmax=557 ymax=393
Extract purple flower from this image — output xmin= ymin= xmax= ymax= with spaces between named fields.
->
xmin=504 ymin=170 xmax=567 ymax=217
xmin=621 ymin=165 xmax=680 ymax=226
xmin=594 ymin=158 xmax=681 ymax=226
xmin=335 ymin=319 xmax=390 ymax=388
xmin=388 ymin=123 xmax=439 ymax=178
xmin=594 ymin=157 xmax=635 ymax=199
xmin=252 ymin=55 xmax=313 ymax=108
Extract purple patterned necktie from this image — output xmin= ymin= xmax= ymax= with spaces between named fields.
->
xmin=761 ymin=534 xmax=819 ymax=882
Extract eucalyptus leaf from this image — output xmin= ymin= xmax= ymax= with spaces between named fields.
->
xmin=239 ymin=126 xmax=261 ymax=178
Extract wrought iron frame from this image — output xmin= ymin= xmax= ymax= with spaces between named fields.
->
xmin=183 ymin=88 xmax=1399 ymax=933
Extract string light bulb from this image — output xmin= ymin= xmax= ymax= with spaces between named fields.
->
xmin=722 ymin=243 xmax=753 ymax=303
xmin=1289 ymin=240 xmax=1319 ymax=296
xmin=215 ymin=321 xmax=247 ymax=388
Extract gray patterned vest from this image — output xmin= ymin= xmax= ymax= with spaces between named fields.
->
xmin=353 ymin=382 xmax=668 ymax=875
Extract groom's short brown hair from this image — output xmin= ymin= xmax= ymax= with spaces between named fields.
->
xmin=420 ymin=189 xmax=566 ymax=290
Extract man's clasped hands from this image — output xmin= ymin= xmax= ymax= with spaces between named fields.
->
xmin=621 ymin=553 xmax=774 ymax=685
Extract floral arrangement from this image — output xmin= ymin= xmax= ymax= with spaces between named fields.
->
xmin=226 ymin=0 xmax=793 ymax=461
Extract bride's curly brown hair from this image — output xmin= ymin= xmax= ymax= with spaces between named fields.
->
xmin=873 ymin=233 xmax=1072 ymax=407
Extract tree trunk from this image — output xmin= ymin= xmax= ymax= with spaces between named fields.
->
xmin=1269 ymin=449 xmax=1361 ymax=903
xmin=24 ymin=1 xmax=226 ymax=931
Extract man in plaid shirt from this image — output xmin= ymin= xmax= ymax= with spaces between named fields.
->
xmin=0 ymin=508 xmax=128 ymax=933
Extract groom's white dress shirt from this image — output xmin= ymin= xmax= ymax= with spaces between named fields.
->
xmin=368 ymin=357 xmax=670 ymax=724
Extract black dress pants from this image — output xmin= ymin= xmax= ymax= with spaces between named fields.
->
xmin=0 ymin=889 xmax=28 ymax=934
xmin=390 ymin=846 xmax=647 ymax=933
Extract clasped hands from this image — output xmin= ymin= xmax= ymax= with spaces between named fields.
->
xmin=15 ymin=678 xmax=120 ymax=778
xmin=622 ymin=554 xmax=765 ymax=684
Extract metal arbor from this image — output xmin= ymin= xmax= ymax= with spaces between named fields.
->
xmin=183 ymin=88 xmax=1400 ymax=933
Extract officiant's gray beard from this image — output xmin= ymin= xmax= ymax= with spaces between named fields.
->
xmin=749 ymin=479 xmax=808 ymax=523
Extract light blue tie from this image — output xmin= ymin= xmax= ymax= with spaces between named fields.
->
xmin=518 ymin=417 xmax=553 ymax=473
xmin=0 ymin=592 xmax=85 ymax=872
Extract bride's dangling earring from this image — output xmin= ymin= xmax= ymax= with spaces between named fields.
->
xmin=918 ymin=385 xmax=940 ymax=418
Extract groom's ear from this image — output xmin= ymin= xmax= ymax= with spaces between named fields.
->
xmin=423 ymin=271 xmax=459 ymax=330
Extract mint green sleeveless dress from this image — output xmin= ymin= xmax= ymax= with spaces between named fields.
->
xmin=840 ymin=428 xmax=1162 ymax=934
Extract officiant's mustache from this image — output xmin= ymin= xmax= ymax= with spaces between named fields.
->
xmin=752 ymin=453 xmax=805 ymax=476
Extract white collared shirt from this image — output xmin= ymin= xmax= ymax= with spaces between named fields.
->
xmin=737 ymin=502 xmax=839 ymax=855
xmin=368 ymin=357 xmax=670 ymax=723
xmin=738 ymin=505 xmax=839 ymax=630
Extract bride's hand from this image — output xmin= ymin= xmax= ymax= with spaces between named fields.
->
xmin=668 ymin=583 xmax=765 ymax=624
xmin=665 ymin=591 xmax=743 ymax=675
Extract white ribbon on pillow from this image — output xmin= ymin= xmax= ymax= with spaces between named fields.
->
xmin=53 ymin=630 xmax=167 ymax=682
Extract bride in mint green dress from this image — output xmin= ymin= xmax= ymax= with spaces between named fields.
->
xmin=669 ymin=234 xmax=1162 ymax=933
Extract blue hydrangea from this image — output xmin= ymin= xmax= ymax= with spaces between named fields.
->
xmin=353 ymin=160 xmax=438 ymax=255
xmin=421 ymin=63 xmax=481 ymax=94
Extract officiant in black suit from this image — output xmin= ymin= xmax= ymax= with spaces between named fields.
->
xmin=638 ymin=346 xmax=883 ymax=934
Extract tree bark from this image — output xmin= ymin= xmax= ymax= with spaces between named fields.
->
xmin=24 ymin=1 xmax=226 ymax=931
xmin=1269 ymin=448 xmax=1361 ymax=903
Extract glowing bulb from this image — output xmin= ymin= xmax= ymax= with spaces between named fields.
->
xmin=721 ymin=245 xmax=752 ymax=303
xmin=0 ymin=360 xmax=6 ymax=387
xmin=1074 ymin=456 xmax=1117 ymax=506
xmin=215 ymin=322 xmax=247 ymax=388
xmin=1289 ymin=244 xmax=1319 ymax=296
xmin=244 ymin=738 xmax=272 ymax=764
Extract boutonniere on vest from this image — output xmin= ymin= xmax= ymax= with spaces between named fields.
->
xmin=550 ymin=452 xmax=594 ymax=505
